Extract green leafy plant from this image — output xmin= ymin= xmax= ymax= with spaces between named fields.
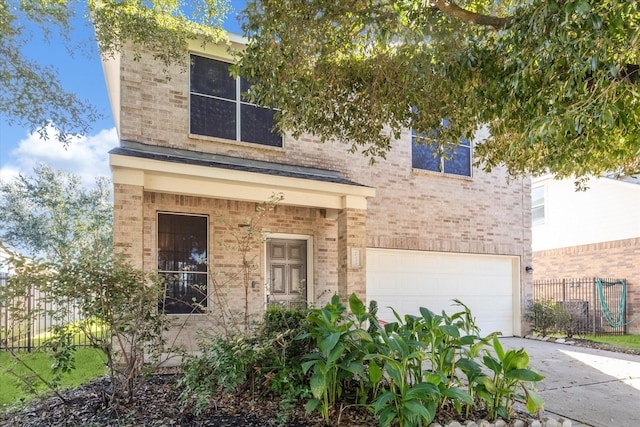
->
xmin=299 ymin=293 xmax=381 ymax=423
xmin=179 ymin=333 xmax=259 ymax=414
xmin=476 ymin=335 xmax=545 ymax=419
xmin=365 ymin=302 xmax=479 ymax=426
xmin=258 ymin=305 xmax=313 ymax=422
xmin=182 ymin=293 xmax=545 ymax=426
xmin=365 ymin=322 xmax=440 ymax=427
xmin=1 ymin=247 xmax=172 ymax=404
xmin=55 ymin=255 xmax=171 ymax=403
xmin=301 ymin=294 xmax=544 ymax=426
xmin=300 ymin=294 xmax=364 ymax=423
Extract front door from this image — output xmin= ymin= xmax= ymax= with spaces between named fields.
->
xmin=267 ymin=239 xmax=307 ymax=309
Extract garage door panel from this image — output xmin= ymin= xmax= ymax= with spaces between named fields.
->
xmin=366 ymin=248 xmax=517 ymax=336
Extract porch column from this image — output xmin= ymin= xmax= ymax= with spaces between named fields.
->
xmin=337 ymin=207 xmax=367 ymax=302
xmin=112 ymin=181 xmax=145 ymax=269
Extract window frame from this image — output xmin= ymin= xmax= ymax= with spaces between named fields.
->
xmin=189 ymin=54 xmax=284 ymax=148
xmin=411 ymin=130 xmax=473 ymax=177
xmin=531 ymin=185 xmax=546 ymax=226
xmin=157 ymin=212 xmax=209 ymax=315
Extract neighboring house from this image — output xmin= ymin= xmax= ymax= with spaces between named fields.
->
xmin=531 ymin=175 xmax=640 ymax=334
xmin=100 ymin=34 xmax=532 ymax=349
xmin=0 ymin=247 xmax=9 ymax=273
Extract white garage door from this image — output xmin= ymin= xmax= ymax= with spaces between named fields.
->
xmin=366 ymin=248 xmax=519 ymax=337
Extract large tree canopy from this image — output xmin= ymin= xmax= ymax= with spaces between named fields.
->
xmin=238 ymin=0 xmax=640 ymax=180
xmin=3 ymin=1 xmax=638 ymax=180
xmin=0 ymin=164 xmax=113 ymax=263
xmin=1 ymin=0 xmax=228 ymax=144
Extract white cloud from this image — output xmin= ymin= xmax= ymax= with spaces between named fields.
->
xmin=0 ymin=126 xmax=118 ymax=186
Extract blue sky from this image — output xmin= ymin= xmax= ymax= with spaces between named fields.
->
xmin=0 ymin=1 xmax=245 ymax=186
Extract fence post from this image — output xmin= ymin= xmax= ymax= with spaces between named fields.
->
xmin=27 ymin=289 xmax=32 ymax=353
xmin=592 ymin=277 xmax=597 ymax=336
xmin=624 ymin=279 xmax=628 ymax=335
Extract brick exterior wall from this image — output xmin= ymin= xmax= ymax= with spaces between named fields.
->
xmin=337 ymin=209 xmax=368 ymax=299
xmin=533 ymin=238 xmax=640 ymax=334
xmin=110 ymin=47 xmax=533 ymax=348
xmin=115 ymin=50 xmax=529 ymax=257
xmin=133 ymin=191 xmax=368 ymax=349
xmin=113 ymin=183 xmax=144 ymax=267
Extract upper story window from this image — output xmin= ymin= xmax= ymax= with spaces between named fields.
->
xmin=411 ymin=130 xmax=472 ymax=177
xmin=158 ymin=212 xmax=208 ymax=315
xmin=531 ymin=185 xmax=546 ymax=225
xmin=189 ymin=55 xmax=283 ymax=147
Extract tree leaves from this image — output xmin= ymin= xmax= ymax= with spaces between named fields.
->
xmin=1 ymin=0 xmax=229 ymax=144
xmin=239 ymin=0 xmax=640 ymax=179
xmin=0 ymin=164 xmax=113 ymax=263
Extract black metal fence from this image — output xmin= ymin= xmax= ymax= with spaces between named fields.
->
xmin=532 ymin=277 xmax=627 ymax=335
xmin=1 ymin=273 xmax=102 ymax=352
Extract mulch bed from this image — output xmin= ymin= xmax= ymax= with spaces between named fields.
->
xmin=0 ymin=372 xmax=537 ymax=427
xmin=0 ymin=373 xmax=376 ymax=427
xmin=2 ymin=337 xmax=634 ymax=426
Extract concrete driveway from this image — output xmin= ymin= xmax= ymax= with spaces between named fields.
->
xmin=500 ymin=337 xmax=640 ymax=427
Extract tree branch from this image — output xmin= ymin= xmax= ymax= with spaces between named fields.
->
xmin=432 ymin=0 xmax=509 ymax=29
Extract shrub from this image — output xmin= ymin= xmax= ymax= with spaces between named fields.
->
xmin=525 ymin=299 xmax=570 ymax=336
xmin=179 ymin=305 xmax=312 ymax=419
xmin=258 ymin=305 xmax=313 ymax=402
xmin=1 ymin=250 xmax=170 ymax=404
xmin=262 ymin=304 xmax=312 ymax=365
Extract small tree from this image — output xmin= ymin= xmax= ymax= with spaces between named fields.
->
xmin=0 ymin=166 xmax=171 ymax=404
xmin=56 ymin=253 xmax=170 ymax=402
xmin=1 ymin=245 xmax=171 ymax=404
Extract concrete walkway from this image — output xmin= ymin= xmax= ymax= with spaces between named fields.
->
xmin=500 ymin=337 xmax=640 ymax=427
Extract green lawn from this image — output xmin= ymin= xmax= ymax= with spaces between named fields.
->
xmin=584 ymin=334 xmax=640 ymax=351
xmin=0 ymin=347 xmax=107 ymax=411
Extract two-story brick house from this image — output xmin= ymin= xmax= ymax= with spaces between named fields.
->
xmin=532 ymin=175 xmax=640 ymax=334
xmin=101 ymin=33 xmax=532 ymax=349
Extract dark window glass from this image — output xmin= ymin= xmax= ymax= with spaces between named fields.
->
xmin=190 ymin=94 xmax=236 ymax=140
xmin=443 ymin=142 xmax=471 ymax=176
xmin=189 ymin=55 xmax=283 ymax=147
xmin=412 ymin=131 xmax=442 ymax=172
xmin=190 ymin=55 xmax=235 ymax=99
xmin=158 ymin=213 xmax=208 ymax=315
xmin=159 ymin=272 xmax=208 ymax=315
xmin=412 ymin=131 xmax=471 ymax=177
xmin=241 ymin=104 xmax=281 ymax=146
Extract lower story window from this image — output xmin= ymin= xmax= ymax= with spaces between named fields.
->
xmin=157 ymin=213 xmax=208 ymax=314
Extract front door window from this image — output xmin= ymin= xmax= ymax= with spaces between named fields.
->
xmin=267 ymin=239 xmax=307 ymax=309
